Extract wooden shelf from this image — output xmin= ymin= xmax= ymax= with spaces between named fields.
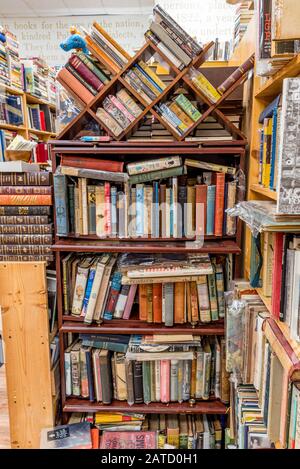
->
xmin=0 ymin=123 xmax=26 ymax=132
xmin=65 ymin=234 xmax=235 ymax=241
xmin=250 ymin=184 xmax=277 ymax=201
xmin=28 ymin=128 xmax=56 ymax=137
xmin=60 ymin=319 xmax=225 ymax=335
xmin=0 ymin=83 xmax=24 ymax=95
xmin=51 ymin=139 xmax=245 ymax=147
xmin=256 ymin=53 xmax=300 ymax=98
xmin=52 ymin=145 xmax=245 ymax=155
xmin=256 ymin=288 xmax=272 ymax=313
xmin=63 ymin=398 xmax=227 ymax=414
xmin=52 ymin=239 xmax=241 ymax=254
xmin=25 ymin=92 xmax=56 ymax=109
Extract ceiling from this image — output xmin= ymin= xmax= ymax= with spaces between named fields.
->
xmin=0 ymin=0 xmax=154 ymax=17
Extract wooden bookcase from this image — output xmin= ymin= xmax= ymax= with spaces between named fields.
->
xmin=52 ymin=33 xmax=249 ymax=418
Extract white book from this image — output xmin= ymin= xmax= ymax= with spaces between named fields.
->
xmin=0 ymin=161 xmax=39 ymax=172
xmin=71 ymin=258 xmax=92 ymax=316
xmin=290 ymin=251 xmax=300 ymax=341
xmin=165 ymin=188 xmax=171 ymax=238
xmin=84 ymin=255 xmax=110 ymax=324
xmin=253 ymin=312 xmax=268 ymax=391
xmin=172 ymin=177 xmax=178 ymax=238
xmin=64 ymin=349 xmax=72 ymax=396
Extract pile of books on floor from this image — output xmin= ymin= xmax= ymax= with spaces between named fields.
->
xmin=147 ymin=4 xmax=203 ymax=70
xmin=123 ymin=59 xmax=167 ymax=105
xmin=96 ymin=89 xmax=144 ymax=137
xmin=64 ymin=334 xmax=229 ymax=404
xmin=41 ymin=412 xmax=226 ymax=449
xmin=62 ymin=252 xmax=230 ymax=324
xmin=54 ymin=155 xmax=238 ymax=238
xmin=154 ymin=93 xmax=202 ymax=136
xmin=0 ymin=161 xmax=53 ymax=262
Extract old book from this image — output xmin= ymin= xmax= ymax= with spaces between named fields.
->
xmin=116 ymin=88 xmax=143 ymax=118
xmin=71 ymin=257 xmax=93 ymax=316
xmin=215 ymin=263 xmax=225 ymax=318
xmin=57 ymin=68 xmax=94 ymax=104
xmin=0 ymin=234 xmax=52 ymax=245
xmin=169 ymin=102 xmax=193 ymax=128
xmin=186 ymin=185 xmax=196 ymax=238
xmin=142 ymin=361 xmax=151 ymax=404
xmin=217 ymin=54 xmax=255 ymax=94
xmin=174 ymin=282 xmax=185 ymax=324
xmin=122 ymin=284 xmax=137 ymax=320
xmin=70 ymin=341 xmax=81 ymax=396
xmin=95 ymin=185 xmax=105 ymax=238
xmin=61 ymin=166 xmax=128 ymax=183
xmin=207 ymin=266 xmax=219 ymax=321
xmin=114 ymin=353 xmax=127 ymax=401
xmin=100 ymin=431 xmax=156 ymax=449
xmin=195 ymin=347 xmax=204 ymax=399
xmin=99 ymin=349 xmax=113 ymax=404
xmin=175 ymin=93 xmax=201 ymax=122
xmin=226 ymin=181 xmax=237 ymax=235
xmin=93 ymin=255 xmax=117 ymax=322
xmin=190 ymin=281 xmax=199 ymax=323
xmin=195 ymin=184 xmax=207 ymax=238
xmin=182 ymin=359 xmax=191 ymax=401
xmin=202 ymin=339 xmax=212 ymax=400
xmin=133 ymin=360 xmax=143 ymax=404
xmin=185 ymin=158 xmax=236 ymax=175
xmin=162 ymin=282 xmax=174 ymax=327
xmin=160 ymin=359 xmax=170 ymax=403
xmin=0 ymin=186 xmax=51 ymax=195
xmin=68 ymin=54 xmax=104 ymax=91
xmin=40 ymin=422 xmax=92 ymax=449
xmin=152 ymin=283 xmax=162 ymax=323
xmin=262 ymin=117 xmax=273 ymax=188
xmin=53 ymin=171 xmax=69 ymax=235
xmin=196 ymin=276 xmax=211 ymax=323
xmin=179 ymin=415 xmax=188 ymax=449
xmin=0 ymin=194 xmax=51 ymax=205
xmin=0 ymin=215 xmax=49 ymax=224
xmin=0 ymin=171 xmax=51 ymax=185
xmin=0 ymin=224 xmax=51 ymax=234
xmin=145 ymin=30 xmax=184 ymax=70
xmin=139 ymin=284 xmax=148 ymax=321
xmin=262 ymin=232 xmax=274 ymax=297
xmin=127 ymin=156 xmax=182 ymax=176
xmin=61 ymin=156 xmax=124 ymax=173
xmin=150 ymin=22 xmax=191 ymax=66
xmin=167 ymin=415 xmax=179 ymax=449
xmin=214 ymin=173 xmax=225 ymax=236
xmin=96 ymin=108 xmax=123 ymax=137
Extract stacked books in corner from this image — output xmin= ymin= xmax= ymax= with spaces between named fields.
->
xmin=41 ymin=413 xmax=225 ymax=449
xmin=95 ymin=88 xmax=144 ymax=138
xmin=61 ymin=252 xmax=230 ymax=325
xmin=57 ymin=50 xmax=112 ymax=105
xmin=0 ymin=160 xmax=53 ymax=262
xmin=146 ymin=4 xmax=203 ymax=70
xmin=64 ymin=333 xmax=230 ymax=405
xmin=54 ymin=156 xmax=237 ymax=238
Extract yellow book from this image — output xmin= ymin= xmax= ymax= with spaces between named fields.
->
xmin=192 ymin=72 xmax=221 ymax=103
xmin=262 ymin=117 xmax=273 ymax=188
xmin=262 ymin=232 xmax=274 ymax=297
xmin=95 ymin=413 xmax=141 ymax=424
xmin=169 ymin=102 xmax=193 ymax=128
xmin=138 ymin=60 xmax=166 ymax=90
xmin=133 ymin=66 xmax=160 ymax=97
xmin=93 ymin=22 xmax=131 ymax=61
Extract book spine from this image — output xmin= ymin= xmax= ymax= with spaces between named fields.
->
xmin=0 ymin=234 xmax=52 ymax=245
xmin=142 ymin=361 xmax=151 ymax=404
xmin=103 ymin=271 xmax=122 ymax=320
xmin=68 ymin=184 xmax=75 ymax=234
xmin=0 ymin=224 xmax=51 ymax=234
xmin=0 ymin=215 xmax=49 ymax=224
xmin=122 ymin=284 xmax=137 ymax=320
xmin=138 ymin=60 xmax=166 ymax=90
xmin=169 ymin=102 xmax=193 ymax=128
xmin=0 ymin=194 xmax=52 ymax=205
xmin=103 ymin=96 xmax=131 ymax=129
xmin=104 ymin=182 xmax=111 ymax=236
xmin=175 ymin=94 xmax=201 ymax=122
xmin=70 ymin=349 xmax=81 ymax=396
xmin=99 ymin=352 xmax=112 ymax=405
xmin=190 ymin=281 xmax=199 ymax=324
xmin=96 ymin=108 xmax=123 ymax=137
xmin=133 ymin=360 xmax=144 ymax=404
xmin=127 ymin=156 xmax=181 ymax=176
xmin=152 ymin=283 xmax=162 ymax=323
xmin=195 ymin=350 xmax=204 ymax=398
xmin=150 ymin=22 xmax=191 ymax=66
xmin=145 ymin=30 xmax=184 ymax=70
xmin=64 ymin=352 xmax=72 ymax=396
xmin=0 ymin=245 xmax=51 ymax=255
xmin=0 ymin=171 xmax=50 ymax=186
xmin=262 ymin=118 xmax=273 ymax=188
xmin=203 ymin=351 xmax=211 ymax=400
xmin=81 ymin=266 xmax=97 ymax=317
xmin=182 ymin=360 xmax=191 ymax=401
xmin=0 ymin=186 xmax=51 ymax=195
xmin=128 ymin=167 xmax=184 ymax=186
xmin=109 ymin=95 xmax=135 ymax=122
xmin=125 ymin=359 xmax=134 ymax=406
xmin=114 ymin=284 xmax=130 ymax=318
xmin=206 ymin=185 xmax=215 ymax=235
xmin=146 ymin=284 xmax=153 ymax=323
xmin=0 ymin=254 xmax=53 ymax=262
xmin=136 ymin=184 xmax=144 ymax=236
xmin=69 ymin=55 xmax=104 ymax=91
xmin=132 ymin=65 xmax=160 ymax=97
xmin=64 ymin=64 xmax=98 ymax=95
xmin=214 ymin=173 xmax=225 ymax=236
xmin=215 ymin=265 xmax=225 ymax=318
xmin=116 ymin=89 xmax=143 ymax=118
xmin=217 ymin=54 xmax=254 ymax=94
xmin=170 ymin=359 xmax=179 ymax=402
xmin=226 ymin=181 xmax=237 ymax=236
xmin=76 ymin=51 xmax=109 ymax=84
xmin=208 ymin=268 xmax=218 ymax=321
xmin=197 ymin=276 xmax=211 ymax=323
xmin=80 ymin=348 xmax=89 ymax=398
xmin=160 ymin=359 xmax=170 ymax=403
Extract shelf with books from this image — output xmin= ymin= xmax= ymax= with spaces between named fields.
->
xmin=25 ymin=92 xmax=56 ymax=110
xmin=63 ymin=398 xmax=227 ymax=414
xmin=250 ymin=184 xmax=277 ymax=201
xmin=28 ymin=129 xmax=56 ymax=138
xmin=52 ymin=239 xmax=241 ymax=254
xmin=60 ymin=320 xmax=225 ymax=335
xmin=0 ymin=123 xmax=26 ymax=132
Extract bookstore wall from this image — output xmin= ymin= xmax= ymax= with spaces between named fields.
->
xmin=1 ymin=0 xmax=300 ymax=452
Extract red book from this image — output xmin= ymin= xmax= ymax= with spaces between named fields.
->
xmin=271 ymin=233 xmax=284 ymax=319
xmin=152 ymin=283 xmax=162 ymax=323
xmin=61 ymin=156 xmax=124 ymax=173
xmin=195 ymin=184 xmax=207 ymax=237
xmin=57 ymin=68 xmax=94 ymax=104
xmin=69 ymin=54 xmax=104 ymax=92
xmin=100 ymin=431 xmax=157 ymax=449
xmin=36 ymin=143 xmax=48 ymax=163
xmin=39 ymin=111 xmax=46 ymax=131
xmin=91 ymin=428 xmax=100 ymax=449
xmin=104 ymin=182 xmax=111 ymax=236
xmin=214 ymin=172 xmax=225 ymax=236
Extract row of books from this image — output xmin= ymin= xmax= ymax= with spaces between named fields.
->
xmin=54 ymin=155 xmax=238 ymax=238
xmin=41 ymin=413 xmax=225 ymax=449
xmin=23 ymin=57 xmax=57 ymax=104
xmin=207 ymin=39 xmax=231 ymax=62
xmin=62 ymin=251 xmax=227 ymax=324
xmin=64 ymin=334 xmax=229 ymax=405
xmin=27 ymin=103 xmax=55 ymax=133
xmin=233 ymin=1 xmax=254 ymax=51
xmin=0 ymin=28 xmax=22 ymax=89
xmin=258 ymin=94 xmax=282 ymax=191
xmin=0 ymin=164 xmax=53 ymax=261
xmin=0 ymin=92 xmax=23 ymax=126
xmin=95 ymin=89 xmax=143 ymax=137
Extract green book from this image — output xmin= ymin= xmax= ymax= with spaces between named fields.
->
xmin=76 ymin=51 xmax=110 ymax=84
xmin=207 ymin=264 xmax=219 ymax=321
xmin=142 ymin=361 xmax=151 ymax=404
xmin=128 ymin=165 xmax=185 ymax=185
xmin=175 ymin=93 xmax=202 ymax=122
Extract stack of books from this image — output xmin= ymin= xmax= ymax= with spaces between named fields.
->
xmin=58 ymin=51 xmax=111 ymax=105
xmin=61 ymin=252 xmax=228 ymax=325
xmin=155 ymin=93 xmax=202 ymax=136
xmin=233 ymin=1 xmax=254 ymax=51
xmin=64 ymin=334 xmax=229 ymax=405
xmin=0 ymin=90 xmax=23 ymax=126
xmin=96 ymin=89 xmax=144 ymax=138
xmin=54 ymin=156 xmax=237 ymax=238
xmin=46 ymin=66 xmax=57 ymax=105
xmin=0 ymin=29 xmax=9 ymax=86
xmin=41 ymin=413 xmax=225 ymax=449
xmin=123 ymin=59 xmax=167 ymax=105
xmin=0 ymin=161 xmax=53 ymax=262
xmin=146 ymin=4 xmax=203 ymax=70
xmin=5 ymin=30 xmax=22 ymax=90
xmin=22 ymin=57 xmax=53 ymax=101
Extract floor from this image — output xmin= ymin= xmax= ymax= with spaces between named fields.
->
xmin=0 ymin=365 xmax=10 ymax=449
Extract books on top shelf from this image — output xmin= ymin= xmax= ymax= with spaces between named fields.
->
xmin=42 ymin=413 xmax=225 ymax=449
xmin=64 ymin=334 xmax=229 ymax=405
xmin=53 ymin=156 xmax=238 ymax=238
xmin=0 ymin=28 xmax=22 ymax=89
xmin=22 ymin=57 xmax=57 ymax=103
xmin=61 ymin=251 xmax=230 ymax=325
xmin=0 ymin=91 xmax=23 ymax=126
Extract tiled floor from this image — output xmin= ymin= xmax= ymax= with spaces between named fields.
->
xmin=0 ymin=365 xmax=10 ymax=449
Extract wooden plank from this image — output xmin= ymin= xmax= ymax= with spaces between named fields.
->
xmin=250 ymin=184 xmax=278 ymax=201
xmin=0 ymin=365 xmax=10 ymax=449
xmin=256 ymin=53 xmax=300 ymax=98
xmin=0 ymin=262 xmax=54 ymax=448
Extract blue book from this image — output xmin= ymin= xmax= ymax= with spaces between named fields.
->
xmin=6 ymin=95 xmax=23 ymax=126
xmin=258 ymin=94 xmax=281 ymax=123
xmin=152 ymin=181 xmax=159 ymax=238
xmin=206 ymin=185 xmax=216 ymax=235
xmin=53 ymin=172 xmax=69 ymax=236
xmin=85 ymin=348 xmax=95 ymax=402
xmin=81 ymin=339 xmax=128 ymax=353
xmin=0 ymin=131 xmax=5 ymax=162
xmin=81 ymin=263 xmax=97 ymax=316
xmin=103 ymin=271 xmax=122 ymax=320
xmin=136 ymin=184 xmax=144 ymax=236
xmin=111 ymin=186 xmax=117 ymax=236
xmin=270 ymin=106 xmax=279 ymax=190
xmin=134 ymin=64 xmax=163 ymax=93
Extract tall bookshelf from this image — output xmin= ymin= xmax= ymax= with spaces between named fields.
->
xmin=51 ymin=20 xmax=250 ymax=421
